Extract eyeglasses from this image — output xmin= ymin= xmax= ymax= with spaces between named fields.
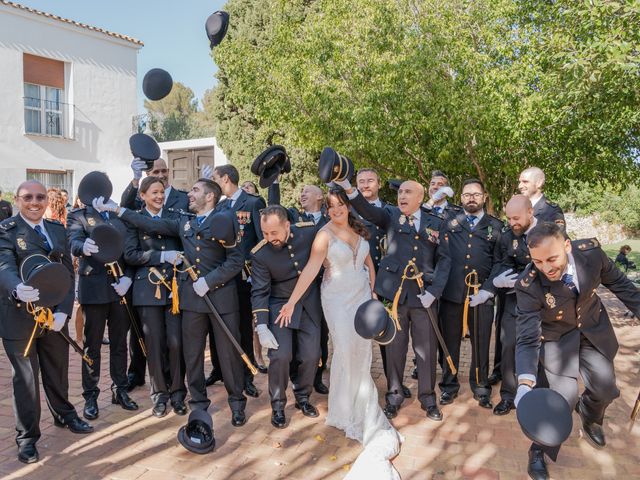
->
xmin=17 ymin=194 xmax=47 ymax=202
xmin=461 ymin=193 xmax=484 ymax=200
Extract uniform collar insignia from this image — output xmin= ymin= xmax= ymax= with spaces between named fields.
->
xmin=17 ymin=237 xmax=27 ymax=250
xmin=545 ymin=292 xmax=556 ymax=309
xmin=184 ymin=222 xmax=191 ymax=232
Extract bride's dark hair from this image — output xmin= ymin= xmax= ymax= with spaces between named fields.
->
xmin=327 ymin=186 xmax=370 ymax=240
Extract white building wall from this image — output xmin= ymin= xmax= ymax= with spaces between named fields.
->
xmin=0 ymin=5 xmax=140 ymax=198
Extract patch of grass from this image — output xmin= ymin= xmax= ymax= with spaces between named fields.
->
xmin=602 ymin=239 xmax=640 ymax=265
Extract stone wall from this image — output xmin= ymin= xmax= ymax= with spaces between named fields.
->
xmin=564 ymin=213 xmax=627 ymax=244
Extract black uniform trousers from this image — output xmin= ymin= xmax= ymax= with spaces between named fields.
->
xmin=182 ymin=309 xmax=246 ymax=413
xmin=532 ymin=333 xmax=620 ymax=458
xmin=127 ymin=312 xmax=146 ymax=382
xmin=315 ymin=316 xmax=329 ymax=385
xmin=3 ymin=327 xmax=76 ymax=447
xmin=385 ymin=304 xmax=437 ymax=409
xmin=137 ymin=305 xmax=186 ymax=404
xmin=81 ymin=301 xmax=130 ymax=399
xmin=268 ymin=308 xmax=320 ymax=410
xmin=492 ymin=291 xmax=505 ymax=377
xmin=438 ymin=298 xmax=493 ymax=397
xmin=498 ymin=293 xmax=518 ymax=402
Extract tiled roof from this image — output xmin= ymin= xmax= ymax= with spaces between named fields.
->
xmin=1 ymin=1 xmax=144 ymax=46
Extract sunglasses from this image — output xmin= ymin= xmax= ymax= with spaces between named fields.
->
xmin=18 ymin=193 xmax=47 ymax=202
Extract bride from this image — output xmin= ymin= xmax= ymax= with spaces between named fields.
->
xmin=277 ymin=187 xmax=402 ymax=479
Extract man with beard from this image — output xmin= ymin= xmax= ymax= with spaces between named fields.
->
xmin=518 ymin=167 xmax=565 ymax=230
xmin=490 ymin=195 xmax=537 ymax=416
xmin=514 ymin=222 xmax=640 ymax=479
xmin=438 ymin=179 xmax=503 ymax=409
xmin=250 ymin=205 xmax=321 ymax=428
xmin=422 ymin=170 xmax=460 ymax=219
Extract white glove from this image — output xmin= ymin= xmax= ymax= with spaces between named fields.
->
xmin=468 ymin=289 xmax=493 ymax=307
xmin=111 ymin=276 xmax=132 ymax=296
xmin=256 ymin=324 xmax=279 ymax=350
xmin=433 ymin=186 xmax=454 ymax=201
xmin=417 ymin=290 xmax=436 ymax=309
xmin=82 ymin=238 xmax=99 ymax=256
xmin=334 ymin=178 xmax=352 ymax=191
xmin=192 ymin=277 xmax=210 ymax=297
xmin=493 ymin=269 xmax=519 ymax=289
xmin=131 ymin=158 xmax=147 ymax=180
xmin=201 ymin=164 xmax=213 ymax=180
xmin=15 ymin=283 xmax=39 ymax=303
xmin=51 ymin=312 xmax=67 ymax=332
xmin=515 ymin=384 xmax=533 ymax=407
xmin=92 ymin=196 xmax=119 ymax=213
xmin=161 ymin=250 xmax=183 ymax=265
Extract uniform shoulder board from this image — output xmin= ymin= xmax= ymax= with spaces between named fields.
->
xmin=295 ymin=221 xmax=315 ymax=227
xmin=0 ymin=219 xmax=16 ymax=230
xmin=501 ymin=224 xmax=511 ymax=233
xmin=44 ymin=218 xmax=62 ymax=226
xmin=519 ymin=264 xmax=536 ymax=288
xmin=450 ymin=204 xmax=463 ymax=211
xmin=177 ymin=188 xmax=188 ymax=194
xmin=167 ymin=207 xmax=195 ymax=217
xmin=251 ymin=238 xmax=268 ymax=254
xmin=575 ymin=237 xmax=600 ymax=251
xmin=245 ymin=191 xmax=260 ymax=197
xmin=69 ymin=206 xmax=85 ymax=213
xmin=545 ymin=199 xmax=559 ymax=208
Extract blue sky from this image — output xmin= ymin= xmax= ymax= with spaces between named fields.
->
xmin=19 ymin=0 xmax=226 ymax=112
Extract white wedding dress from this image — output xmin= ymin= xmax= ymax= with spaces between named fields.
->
xmin=321 ymin=227 xmax=402 ymax=480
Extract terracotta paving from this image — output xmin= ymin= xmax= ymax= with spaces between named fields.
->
xmin=0 ymin=289 xmax=638 ymax=479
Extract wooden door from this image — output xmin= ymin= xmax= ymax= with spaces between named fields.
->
xmin=168 ymin=148 xmax=216 ymax=190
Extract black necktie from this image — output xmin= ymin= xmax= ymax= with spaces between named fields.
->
xmin=100 ymin=212 xmax=109 ymax=222
xmin=34 ymin=225 xmax=51 ymax=252
xmin=466 ymin=215 xmax=477 ymax=228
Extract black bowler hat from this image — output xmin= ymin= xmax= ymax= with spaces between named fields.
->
xmin=516 ymin=388 xmax=573 ymax=447
xmin=354 ymin=299 xmax=397 ymax=345
xmin=318 ymin=147 xmax=354 ymax=183
xmin=20 ymin=254 xmax=72 ymax=308
xmin=78 ymin=171 xmax=113 ymax=207
xmin=205 ymin=11 xmax=230 ymax=48
xmin=388 ymin=179 xmax=403 ymax=192
xmin=251 ymin=145 xmax=289 ymax=188
xmin=129 ymin=133 xmax=161 ymax=169
xmin=142 ymin=68 xmax=173 ymax=101
xmin=177 ymin=409 xmax=215 ymax=454
xmin=90 ymin=223 xmax=124 ymax=264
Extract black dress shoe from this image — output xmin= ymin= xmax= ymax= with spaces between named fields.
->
xmin=112 ymin=390 xmax=139 ymax=411
xmin=575 ymin=399 xmax=606 ymax=448
xmin=152 ymin=402 xmax=168 ymax=418
xmin=271 ymin=410 xmax=286 ymax=429
xmin=231 ymin=410 xmax=247 ymax=427
xmin=411 ymin=367 xmax=418 ymax=380
xmin=314 ymin=381 xmax=329 ymax=395
xmin=295 ymin=401 xmax=319 ymax=418
xmin=426 ymin=406 xmax=443 ymax=422
xmin=126 ymin=374 xmax=145 ymax=393
xmin=401 ymin=385 xmax=411 ymax=398
xmin=205 ymin=370 xmax=223 ymax=386
xmin=487 ymin=372 xmax=502 ymax=386
xmin=474 ymin=393 xmax=493 ymax=409
xmin=256 ymin=364 xmax=268 ymax=374
xmin=527 ymin=448 xmax=549 ymax=480
xmin=83 ymin=398 xmax=99 ymax=420
xmin=18 ymin=444 xmax=39 ymax=464
xmin=493 ymin=399 xmax=514 ymax=416
xmin=172 ymin=401 xmax=188 ymax=416
xmin=244 ymin=380 xmax=260 ymax=398
xmin=383 ymin=404 xmax=398 ymax=419
xmin=54 ymin=416 xmax=94 ymax=433
xmin=439 ymin=392 xmax=458 ymax=405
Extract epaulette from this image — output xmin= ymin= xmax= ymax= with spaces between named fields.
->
xmin=251 ymin=238 xmax=268 ymax=254
xmin=575 ymin=238 xmax=600 ymax=251
xmin=501 ymin=224 xmax=511 ymax=233
xmin=69 ymin=207 xmax=85 ymax=213
xmin=545 ymin=199 xmax=559 ymax=208
xmin=449 ymin=204 xmax=463 ymax=211
xmin=245 ymin=191 xmax=260 ymax=197
xmin=0 ymin=219 xmax=16 ymax=230
xmin=44 ymin=218 xmax=62 ymax=226
xmin=519 ymin=265 xmax=536 ymax=288
xmin=295 ymin=221 xmax=315 ymax=227
xmin=167 ymin=207 xmax=195 ymax=217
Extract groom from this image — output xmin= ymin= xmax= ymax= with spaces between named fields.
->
xmin=340 ymin=178 xmax=451 ymax=421
xmin=250 ymin=205 xmax=322 ymax=428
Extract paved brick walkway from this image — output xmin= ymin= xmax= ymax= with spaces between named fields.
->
xmin=0 ymin=289 xmax=639 ymax=479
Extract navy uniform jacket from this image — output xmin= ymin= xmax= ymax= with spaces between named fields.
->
xmin=424 ymin=202 xmax=463 ymax=220
xmin=67 ymin=207 xmax=134 ymax=305
xmin=250 ymin=221 xmax=322 ymax=330
xmin=0 ymin=216 xmax=74 ymax=340
xmin=515 ymin=238 xmax=640 ymax=379
xmin=440 ymin=212 xmax=504 ymax=304
xmin=120 ymin=208 xmax=243 ymax=315
xmin=0 ymin=199 xmax=12 ymax=221
xmin=495 ymin=226 xmax=532 ymax=295
xmin=353 ymin=199 xmax=393 ymax=272
xmin=120 ymin=182 xmax=189 ymax=212
xmin=216 ymin=189 xmax=266 ymax=261
xmin=350 ymin=192 xmax=451 ymax=307
xmin=123 ymin=209 xmax=184 ymax=307
xmin=533 ymin=194 xmax=565 ymax=230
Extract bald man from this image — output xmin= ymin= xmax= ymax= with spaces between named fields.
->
xmin=341 ymin=178 xmax=451 ymax=421
xmin=518 ymin=167 xmax=565 ymax=230
xmin=491 ymin=195 xmax=538 ymax=416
